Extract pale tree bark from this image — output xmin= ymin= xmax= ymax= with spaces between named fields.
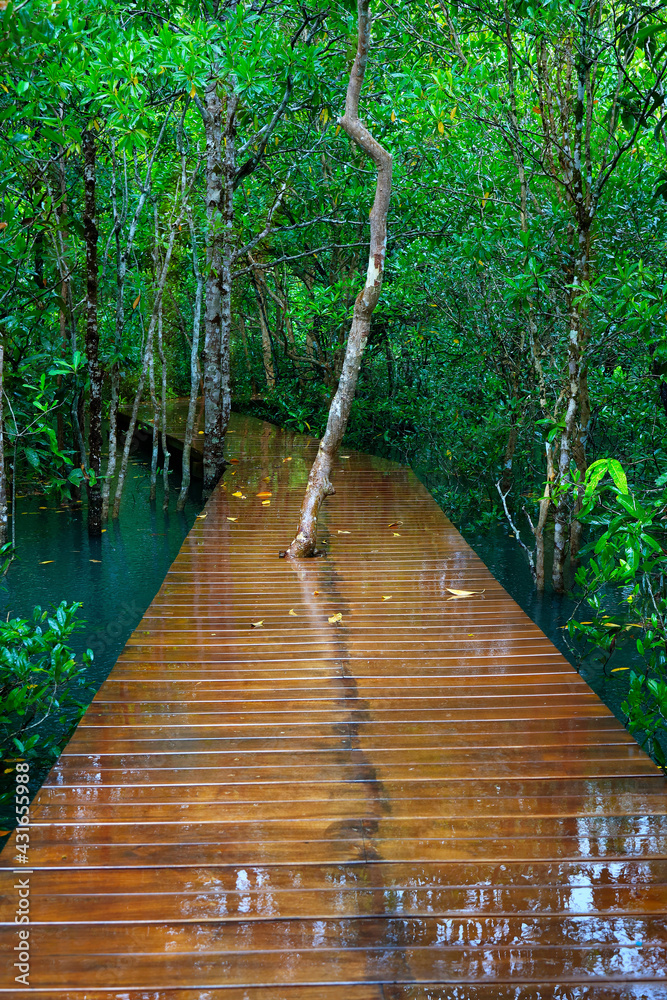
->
xmin=83 ymin=128 xmax=102 ymax=536
xmin=178 ymin=225 xmax=203 ymax=510
xmin=250 ymin=259 xmax=276 ymax=390
xmin=157 ymin=282 xmax=170 ymax=509
xmin=201 ymin=80 xmax=238 ymax=491
xmin=285 ymin=0 xmax=392 ymax=558
xmin=102 ymin=110 xmax=172 ymax=520
xmin=112 ymin=213 xmax=182 ymax=519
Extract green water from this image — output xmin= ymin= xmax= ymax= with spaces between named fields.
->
xmin=0 ymin=452 xmax=204 ymax=830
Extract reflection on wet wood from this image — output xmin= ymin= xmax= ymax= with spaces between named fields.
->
xmin=2 ymin=408 xmax=667 ymax=996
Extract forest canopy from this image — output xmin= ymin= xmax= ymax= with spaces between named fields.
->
xmin=1 ymin=0 xmax=666 ymax=576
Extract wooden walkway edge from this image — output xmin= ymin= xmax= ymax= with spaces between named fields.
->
xmin=2 ymin=411 xmax=667 ymax=997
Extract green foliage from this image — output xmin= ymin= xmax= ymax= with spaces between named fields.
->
xmin=567 ymin=462 xmax=667 ymax=766
xmin=0 ymin=601 xmax=93 ymax=764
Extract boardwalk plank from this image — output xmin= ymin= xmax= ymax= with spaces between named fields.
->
xmin=1 ymin=409 xmax=666 ymax=993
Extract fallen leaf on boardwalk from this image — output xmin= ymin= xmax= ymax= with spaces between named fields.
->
xmin=250 ymin=620 xmax=264 ymax=628
xmin=197 ymin=513 xmax=208 ymax=518
xmin=256 ymin=491 xmax=272 ymax=498
xmin=263 ymin=476 xmax=271 ymax=482
xmin=388 ymin=521 xmax=403 ymax=528
xmin=232 ymin=491 xmax=244 ymax=498
xmin=90 ymin=559 xmax=101 ymax=563
xmin=289 ymin=609 xmax=297 ymax=616
xmin=229 ymin=458 xmax=239 ymax=464
xmin=382 ymin=595 xmax=392 ymax=601
xmin=283 ymin=456 xmax=292 ymax=462
xmin=198 ymin=430 xmax=204 ymax=435
xmin=393 ymin=532 xmax=401 ymax=537
xmin=337 ymin=529 xmax=351 ymax=534
xmin=227 ymin=517 xmax=238 ymax=522
xmin=446 ymin=588 xmax=485 ymax=599
xmin=328 ymin=613 xmax=343 ymax=623
xmin=262 ymin=500 xmax=271 ymax=506
xmin=313 ymin=591 xmax=320 ymax=596
xmin=39 ymin=560 xmax=54 ymax=564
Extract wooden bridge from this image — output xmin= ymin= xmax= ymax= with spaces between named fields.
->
xmin=2 ymin=410 xmax=667 ymax=997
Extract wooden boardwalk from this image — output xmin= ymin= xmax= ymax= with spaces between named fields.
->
xmin=2 ymin=411 xmax=667 ymax=997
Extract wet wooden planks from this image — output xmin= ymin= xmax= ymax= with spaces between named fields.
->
xmin=2 ymin=410 xmax=667 ymax=997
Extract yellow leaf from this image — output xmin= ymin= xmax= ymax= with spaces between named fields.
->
xmin=262 ymin=500 xmax=271 ymax=506
xmin=250 ymin=620 xmax=264 ymax=628
xmin=3 ymin=769 xmax=13 ymax=774
xmin=256 ymin=491 xmax=272 ymax=498
xmin=283 ymin=456 xmax=292 ymax=462
xmin=611 ymin=667 xmax=630 ymax=672
xmin=198 ymin=430 xmax=204 ymax=434
xmin=196 ymin=513 xmax=208 ymax=519
xmin=132 ymin=294 xmax=141 ymax=310
xmin=393 ymin=532 xmax=401 ymax=537
xmin=90 ymin=559 xmax=101 ymax=563
xmin=190 ymin=84 xmax=196 ymax=98
xmin=449 ymin=106 xmax=457 ymax=120
xmin=382 ymin=595 xmax=392 ymax=601
xmin=328 ymin=613 xmax=343 ymax=624
xmin=337 ymin=530 xmax=351 ymax=534
xmin=391 ymin=110 xmax=396 ymax=122
xmin=232 ymin=491 xmax=243 ymax=498
xmin=335 ymin=125 xmax=340 ymax=136
xmin=263 ymin=476 xmax=271 ymax=482
xmin=340 ymin=454 xmax=350 ymax=459
xmin=227 ymin=517 xmax=238 ymax=522
xmin=313 ymin=591 xmax=320 ymax=596
xmin=320 ymin=107 xmax=329 ymax=124
xmin=446 ymin=587 xmax=485 ymax=599
xmin=437 ymin=120 xmax=444 ymax=134
xmin=388 ymin=521 xmax=402 ymax=528
xmin=289 ymin=609 xmax=297 ymax=617
xmin=40 ymin=560 xmax=54 ymax=564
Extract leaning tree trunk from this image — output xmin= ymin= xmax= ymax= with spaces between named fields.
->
xmin=83 ymin=128 xmax=102 ymax=536
xmin=285 ymin=0 xmax=392 ymax=558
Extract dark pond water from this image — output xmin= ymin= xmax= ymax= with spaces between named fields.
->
xmin=0 ymin=450 xmax=204 ymax=829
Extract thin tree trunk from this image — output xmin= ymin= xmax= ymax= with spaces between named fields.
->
xmin=202 ymin=78 xmax=233 ymax=491
xmin=178 ymin=151 xmax=204 ymax=511
xmin=83 ymin=128 xmax=102 ymax=536
xmin=251 ymin=262 xmax=276 ymax=390
xmin=285 ymin=0 xmax=392 ymax=557
xmin=112 ymin=219 xmax=181 ymax=518
xmin=149 ymin=346 xmax=159 ymax=501
xmin=0 ymin=344 xmax=6 ymax=549
xmin=102 ymin=142 xmax=123 ymax=521
xmin=157 ymin=291 xmax=170 ymax=509
xmin=237 ymin=313 xmax=258 ymax=397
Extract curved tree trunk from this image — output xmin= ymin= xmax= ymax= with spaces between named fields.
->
xmin=285 ymin=0 xmax=392 ymax=558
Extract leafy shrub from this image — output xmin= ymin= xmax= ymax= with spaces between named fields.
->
xmin=567 ymin=459 xmax=667 ymax=767
xmin=0 ymin=601 xmax=93 ymax=761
